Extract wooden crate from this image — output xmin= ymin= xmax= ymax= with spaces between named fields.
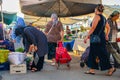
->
xmin=10 ymin=63 xmax=27 ymax=74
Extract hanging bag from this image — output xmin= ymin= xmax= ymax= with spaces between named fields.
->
xmin=108 ymin=42 xmax=120 ymax=64
xmin=90 ymin=35 xmax=101 ymax=43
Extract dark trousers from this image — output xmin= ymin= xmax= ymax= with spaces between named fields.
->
xmin=31 ymin=55 xmax=44 ymax=71
xmin=48 ymin=42 xmax=57 ymax=60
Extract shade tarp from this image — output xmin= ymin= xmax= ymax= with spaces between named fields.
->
xmin=24 ymin=5 xmax=120 ymax=27
xmin=104 ymin=5 xmax=120 ymax=17
xmin=20 ymin=0 xmax=101 ymax=17
xmin=24 ymin=14 xmax=80 ymax=26
xmin=0 ymin=12 xmax=17 ymax=25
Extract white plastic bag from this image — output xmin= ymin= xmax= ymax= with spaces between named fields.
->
xmin=8 ymin=52 xmax=26 ymax=65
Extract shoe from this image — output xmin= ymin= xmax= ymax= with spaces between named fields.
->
xmin=80 ymin=62 xmax=85 ymax=68
xmin=106 ymin=68 xmax=116 ymax=76
xmin=51 ymin=62 xmax=56 ymax=66
xmin=84 ymin=71 xmax=95 ymax=75
xmin=31 ymin=68 xmax=38 ymax=72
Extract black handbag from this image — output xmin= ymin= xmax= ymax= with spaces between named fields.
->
xmin=90 ymin=35 xmax=101 ymax=43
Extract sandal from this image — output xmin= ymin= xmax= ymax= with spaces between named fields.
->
xmin=31 ymin=68 xmax=38 ymax=72
xmin=106 ymin=68 xmax=116 ymax=76
xmin=51 ymin=62 xmax=56 ymax=66
xmin=84 ymin=71 xmax=95 ymax=75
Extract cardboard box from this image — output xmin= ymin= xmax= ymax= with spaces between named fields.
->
xmin=10 ymin=63 xmax=27 ymax=74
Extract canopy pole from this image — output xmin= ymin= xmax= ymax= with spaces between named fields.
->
xmin=100 ymin=0 xmax=102 ymax=4
xmin=0 ymin=0 xmax=3 ymax=24
xmin=58 ymin=0 xmax=61 ymax=21
xmin=0 ymin=0 xmax=5 ymax=40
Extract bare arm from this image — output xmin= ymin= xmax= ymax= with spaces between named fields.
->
xmin=105 ymin=22 xmax=110 ymax=40
xmin=84 ymin=15 xmax=100 ymax=43
xmin=87 ymin=15 xmax=100 ymax=37
xmin=59 ymin=22 xmax=64 ymax=41
xmin=60 ymin=30 xmax=64 ymax=41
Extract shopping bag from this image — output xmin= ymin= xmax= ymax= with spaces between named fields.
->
xmin=108 ymin=42 xmax=120 ymax=64
xmin=116 ymin=37 xmax=120 ymax=42
xmin=112 ymin=52 xmax=120 ymax=64
xmin=56 ymin=41 xmax=71 ymax=64
xmin=34 ymin=53 xmax=39 ymax=65
xmin=8 ymin=52 xmax=26 ymax=65
xmin=80 ymin=46 xmax=90 ymax=62
xmin=26 ymin=52 xmax=39 ymax=66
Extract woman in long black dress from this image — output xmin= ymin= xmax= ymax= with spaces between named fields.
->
xmin=84 ymin=4 xmax=116 ymax=76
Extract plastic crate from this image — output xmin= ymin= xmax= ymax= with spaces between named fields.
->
xmin=10 ymin=63 xmax=27 ymax=74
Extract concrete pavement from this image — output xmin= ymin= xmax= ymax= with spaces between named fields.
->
xmin=0 ymin=63 xmax=120 ymax=80
xmin=0 ymin=54 xmax=120 ymax=80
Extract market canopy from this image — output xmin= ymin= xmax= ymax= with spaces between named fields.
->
xmin=104 ymin=5 xmax=120 ymax=17
xmin=24 ymin=5 xmax=120 ymax=27
xmin=20 ymin=0 xmax=101 ymax=17
xmin=24 ymin=14 xmax=80 ymax=26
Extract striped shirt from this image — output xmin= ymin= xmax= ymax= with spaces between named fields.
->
xmin=107 ymin=18 xmax=118 ymax=42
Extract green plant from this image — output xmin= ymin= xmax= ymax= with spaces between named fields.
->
xmin=15 ymin=48 xmax=24 ymax=52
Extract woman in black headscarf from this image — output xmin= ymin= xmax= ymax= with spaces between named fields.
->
xmin=15 ymin=26 xmax=48 ymax=72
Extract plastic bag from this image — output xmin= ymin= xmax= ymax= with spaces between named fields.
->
xmin=8 ymin=52 xmax=26 ymax=65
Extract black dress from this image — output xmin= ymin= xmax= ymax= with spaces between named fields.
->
xmin=87 ymin=14 xmax=112 ymax=70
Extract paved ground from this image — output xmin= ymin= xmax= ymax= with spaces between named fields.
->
xmin=0 ymin=39 xmax=120 ymax=80
xmin=0 ymin=53 xmax=120 ymax=80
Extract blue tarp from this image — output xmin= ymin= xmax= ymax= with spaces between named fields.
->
xmin=63 ymin=40 xmax=75 ymax=51
xmin=11 ymin=16 xmax=26 ymax=43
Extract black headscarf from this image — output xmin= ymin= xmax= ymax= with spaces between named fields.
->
xmin=15 ymin=27 xmax=25 ymax=36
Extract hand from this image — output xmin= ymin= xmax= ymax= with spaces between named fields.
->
xmin=84 ymin=36 xmax=89 ymax=43
xmin=29 ymin=44 xmax=37 ymax=52
xmin=105 ymin=35 xmax=109 ymax=41
xmin=61 ymin=38 xmax=64 ymax=42
xmin=29 ymin=44 xmax=34 ymax=52
xmin=12 ymin=40 xmax=16 ymax=43
xmin=0 ymin=40 xmax=3 ymax=42
xmin=34 ymin=46 xmax=38 ymax=51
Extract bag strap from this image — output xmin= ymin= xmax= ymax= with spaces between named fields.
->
xmin=47 ymin=25 xmax=54 ymax=35
xmin=47 ymin=21 xmax=59 ymax=35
